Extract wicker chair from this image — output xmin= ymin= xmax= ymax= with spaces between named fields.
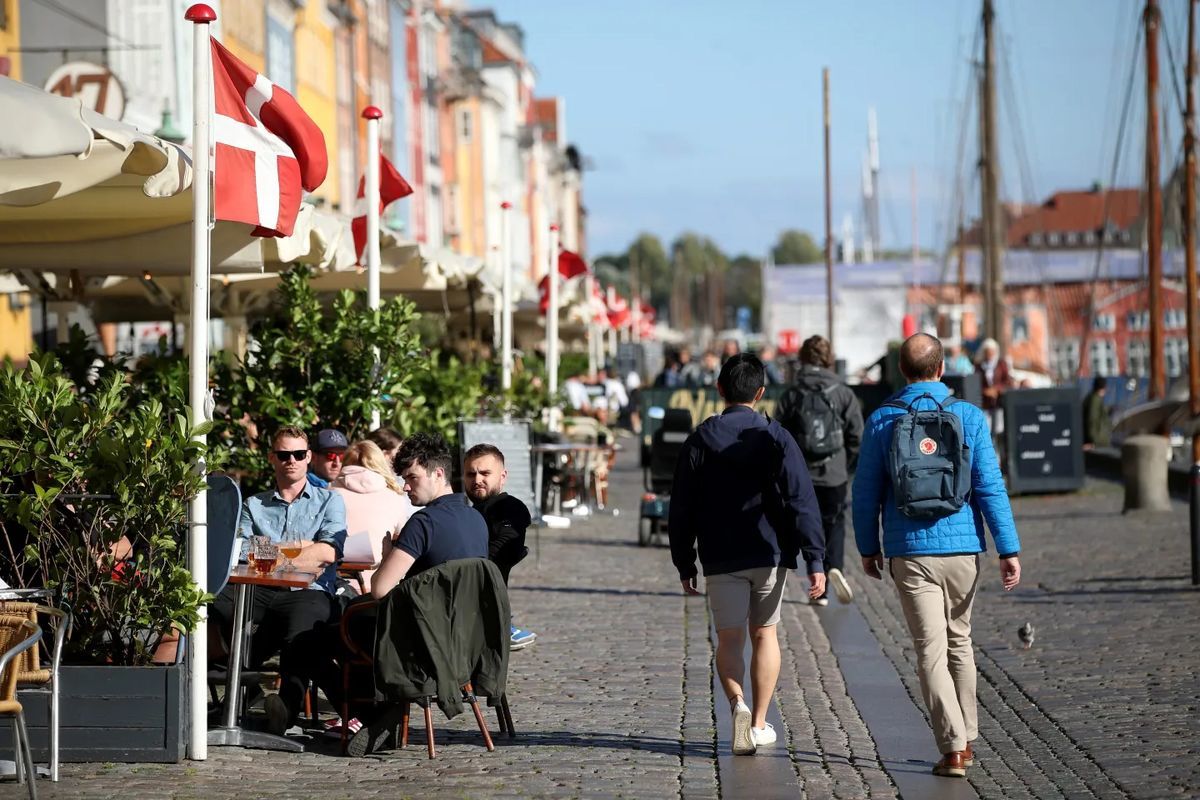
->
xmin=1 ymin=615 xmax=42 ymax=800
xmin=0 ymin=601 xmax=69 ymax=783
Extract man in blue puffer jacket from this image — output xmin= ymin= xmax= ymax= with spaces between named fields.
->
xmin=852 ymin=333 xmax=1021 ymax=779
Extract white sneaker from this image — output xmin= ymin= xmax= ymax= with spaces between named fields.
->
xmin=829 ymin=568 xmax=854 ymax=604
xmin=751 ymin=722 xmax=777 ymax=746
xmin=810 ymin=595 xmax=829 ymax=607
xmin=731 ymin=699 xmax=756 ymax=755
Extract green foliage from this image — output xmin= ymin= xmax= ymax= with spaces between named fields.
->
xmin=771 ymin=229 xmax=824 ymax=265
xmin=727 ymin=254 xmax=763 ymax=328
xmin=213 ymin=266 xmax=424 ymax=489
xmin=0 ymin=354 xmax=210 ymax=665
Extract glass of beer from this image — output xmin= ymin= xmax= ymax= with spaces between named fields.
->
xmin=252 ymin=537 xmax=278 ymax=575
xmin=279 ymin=530 xmax=303 ymax=572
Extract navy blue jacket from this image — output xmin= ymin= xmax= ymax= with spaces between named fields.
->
xmin=668 ymin=404 xmax=826 ymax=580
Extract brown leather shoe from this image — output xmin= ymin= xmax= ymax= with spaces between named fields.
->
xmin=963 ymin=742 xmax=975 ymax=766
xmin=932 ymin=751 xmax=967 ymax=778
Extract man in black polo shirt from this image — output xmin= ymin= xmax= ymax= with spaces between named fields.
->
xmin=371 ymin=433 xmax=488 ymax=597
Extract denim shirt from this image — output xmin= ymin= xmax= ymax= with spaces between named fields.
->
xmin=238 ymin=484 xmax=347 ymax=594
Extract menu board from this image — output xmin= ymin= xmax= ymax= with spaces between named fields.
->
xmin=1002 ymin=388 xmax=1084 ymax=494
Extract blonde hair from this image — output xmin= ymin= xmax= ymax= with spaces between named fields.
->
xmin=344 ymin=440 xmax=404 ymax=495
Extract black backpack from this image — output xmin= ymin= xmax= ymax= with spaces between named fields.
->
xmin=779 ymin=379 xmax=844 ymax=461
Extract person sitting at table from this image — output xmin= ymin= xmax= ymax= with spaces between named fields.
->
xmin=209 ymin=425 xmax=347 ymax=736
xmin=331 ymin=440 xmax=413 ymax=594
xmin=307 ymin=428 xmax=349 ymax=488
xmin=463 ymin=443 xmax=537 ymax=650
xmin=365 ymin=427 xmax=403 ymax=473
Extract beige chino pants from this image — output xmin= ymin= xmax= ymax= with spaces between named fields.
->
xmin=889 ymin=554 xmax=981 ymax=754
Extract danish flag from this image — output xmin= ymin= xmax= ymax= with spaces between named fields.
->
xmin=538 ymin=249 xmax=590 ymax=314
xmin=352 ymin=155 xmax=414 ymax=264
xmin=210 ymin=39 xmax=327 ymax=237
xmin=606 ymin=293 xmax=631 ymax=329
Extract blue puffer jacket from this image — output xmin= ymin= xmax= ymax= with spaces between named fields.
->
xmin=852 ymin=381 xmax=1021 ymax=559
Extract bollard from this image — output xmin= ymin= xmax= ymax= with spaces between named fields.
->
xmin=1193 ymin=463 xmax=1200 ymax=585
xmin=1120 ymin=434 xmax=1172 ymax=512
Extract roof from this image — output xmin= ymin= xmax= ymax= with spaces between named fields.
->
xmin=959 ymin=187 xmax=1142 ymax=247
xmin=532 ymin=98 xmax=559 ymax=143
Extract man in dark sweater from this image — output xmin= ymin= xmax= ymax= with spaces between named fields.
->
xmin=669 ymin=353 xmax=826 ymax=756
xmin=464 ymin=443 xmax=537 ymax=650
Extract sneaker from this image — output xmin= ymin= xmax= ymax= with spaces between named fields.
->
xmin=322 ymin=716 xmax=363 ymax=738
xmin=731 ymin=699 xmax=756 ymax=755
xmin=263 ymin=692 xmax=292 ymax=736
xmin=510 ymin=626 xmax=537 ymax=650
xmin=810 ymin=594 xmax=830 ymax=607
xmin=751 ymin=722 xmax=777 ymax=746
xmin=829 ymin=568 xmax=855 ymax=604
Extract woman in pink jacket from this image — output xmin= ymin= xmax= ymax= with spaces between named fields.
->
xmin=331 ymin=440 xmax=413 ymax=594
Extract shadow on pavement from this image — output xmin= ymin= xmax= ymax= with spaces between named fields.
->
xmin=303 ymin=728 xmax=715 ymax=758
xmin=511 ymin=584 xmax=684 ymax=598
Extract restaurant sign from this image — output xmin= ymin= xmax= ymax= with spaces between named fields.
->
xmin=44 ymin=61 xmax=126 ymax=120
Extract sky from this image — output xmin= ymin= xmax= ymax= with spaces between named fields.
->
xmin=486 ymin=0 xmax=1166 ymax=259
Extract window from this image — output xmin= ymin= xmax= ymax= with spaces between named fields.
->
xmin=458 ymin=108 xmax=473 ymax=144
xmin=1092 ymin=313 xmax=1115 ymax=332
xmin=1127 ymin=310 xmax=1150 ymax=331
xmin=1167 ymin=337 xmax=1188 ymax=377
xmin=1051 ymin=339 xmax=1081 ymax=381
xmin=1088 ymin=339 xmax=1118 ymax=377
xmin=1066 ymin=232 xmax=1079 ymax=245
xmin=1127 ymin=339 xmax=1149 ymax=378
xmin=266 ymin=13 xmax=296 ymax=95
xmin=1083 ymin=231 xmax=1096 ymax=245
xmin=1028 ymin=233 xmax=1044 ymax=246
xmin=445 ymin=183 xmax=459 ymax=235
xmin=1166 ymin=308 xmax=1186 ymax=330
xmin=1011 ymin=312 xmax=1029 ymax=343
xmin=1047 ymin=232 xmax=1061 ymax=246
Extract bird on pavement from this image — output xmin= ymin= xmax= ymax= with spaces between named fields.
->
xmin=1018 ymin=622 xmax=1035 ymax=649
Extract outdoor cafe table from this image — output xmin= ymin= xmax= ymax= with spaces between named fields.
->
xmin=337 ymin=560 xmax=379 ymax=594
xmin=208 ymin=565 xmax=316 ymax=752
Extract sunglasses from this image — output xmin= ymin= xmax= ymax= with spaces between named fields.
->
xmin=318 ymin=450 xmax=345 ymax=461
xmin=273 ymin=449 xmax=309 ymax=462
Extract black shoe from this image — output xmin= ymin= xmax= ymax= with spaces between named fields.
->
xmin=347 ymin=717 xmax=395 ymax=757
xmin=263 ymin=693 xmax=292 ymax=736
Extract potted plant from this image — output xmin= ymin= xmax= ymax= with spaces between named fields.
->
xmin=0 ymin=353 xmax=209 ymax=763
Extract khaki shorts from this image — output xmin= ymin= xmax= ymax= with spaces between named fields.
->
xmin=706 ymin=566 xmax=788 ymax=630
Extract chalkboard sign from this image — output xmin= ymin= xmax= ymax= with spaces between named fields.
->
xmin=458 ymin=420 xmax=537 ymax=517
xmin=1002 ymin=388 xmax=1084 ymax=494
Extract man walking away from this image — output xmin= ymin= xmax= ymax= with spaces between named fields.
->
xmin=852 ymin=333 xmax=1021 ymax=778
xmin=669 ymin=353 xmax=826 ymax=756
xmin=776 ymin=335 xmax=863 ymax=606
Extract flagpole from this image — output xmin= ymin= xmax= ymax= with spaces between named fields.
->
xmin=500 ymin=201 xmax=514 ymax=397
xmin=586 ymin=269 xmax=597 ymax=380
xmin=363 ymin=106 xmax=382 ymax=431
xmin=184 ymin=1 xmax=216 ymax=762
xmin=547 ymin=224 xmax=561 ymax=431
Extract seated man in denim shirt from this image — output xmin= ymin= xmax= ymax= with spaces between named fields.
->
xmin=209 ymin=425 xmax=347 ymax=735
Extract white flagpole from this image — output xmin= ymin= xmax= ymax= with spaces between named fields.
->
xmin=585 ymin=270 xmax=597 ymax=380
xmin=606 ymin=286 xmax=618 ymax=364
xmin=500 ymin=201 xmax=513 ymax=396
xmin=363 ymin=106 xmax=382 ymax=431
xmin=547 ymin=224 xmax=561 ymax=430
xmin=184 ymin=1 xmax=215 ymax=762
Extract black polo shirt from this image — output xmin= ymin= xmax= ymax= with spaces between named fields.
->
xmin=395 ymin=492 xmax=489 ymax=576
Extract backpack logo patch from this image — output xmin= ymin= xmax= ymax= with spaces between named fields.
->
xmin=919 ymin=437 xmax=938 ymax=456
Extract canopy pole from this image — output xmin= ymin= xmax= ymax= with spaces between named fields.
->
xmin=500 ymin=201 xmax=514 ymax=398
xmin=184 ymin=2 xmax=216 ymax=762
xmin=363 ymin=106 xmax=382 ymax=431
xmin=547 ymin=224 xmax=561 ymax=431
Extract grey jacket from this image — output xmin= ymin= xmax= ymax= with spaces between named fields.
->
xmin=774 ymin=365 xmax=864 ymax=487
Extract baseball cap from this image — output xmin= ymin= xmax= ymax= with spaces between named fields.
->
xmin=313 ymin=428 xmax=349 ymax=452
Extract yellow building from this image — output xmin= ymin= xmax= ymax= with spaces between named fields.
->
xmin=294 ymin=3 xmax=340 ymax=210
xmin=220 ymin=0 xmax=266 ymax=74
xmin=0 ymin=0 xmax=21 ymax=80
xmin=0 ymin=0 xmax=30 ymax=361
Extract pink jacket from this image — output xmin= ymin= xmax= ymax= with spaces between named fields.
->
xmin=332 ymin=466 xmax=413 ymax=592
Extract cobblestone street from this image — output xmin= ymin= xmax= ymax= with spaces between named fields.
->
xmin=5 ymin=447 xmax=1198 ymax=799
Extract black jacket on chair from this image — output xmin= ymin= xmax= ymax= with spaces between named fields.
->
xmin=373 ymin=558 xmax=511 ymax=719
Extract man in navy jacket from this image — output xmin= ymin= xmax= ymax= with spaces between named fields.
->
xmin=853 ymin=333 xmax=1021 ymax=778
xmin=669 ymin=353 xmax=826 ymax=756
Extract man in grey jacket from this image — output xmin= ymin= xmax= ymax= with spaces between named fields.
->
xmin=775 ymin=335 xmax=864 ymax=606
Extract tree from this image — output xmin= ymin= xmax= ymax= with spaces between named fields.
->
xmin=726 ymin=254 xmax=763 ymax=329
xmin=627 ymin=233 xmax=670 ymax=312
xmin=771 ymin=229 xmax=823 ymax=265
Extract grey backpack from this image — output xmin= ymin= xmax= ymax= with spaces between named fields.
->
xmin=882 ymin=394 xmax=972 ymax=519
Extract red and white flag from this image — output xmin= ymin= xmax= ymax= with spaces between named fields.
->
xmin=352 ymin=155 xmax=414 ymax=263
xmin=638 ymin=301 xmax=656 ymax=339
xmin=606 ymin=292 xmax=631 ymax=329
xmin=538 ymin=250 xmax=590 ymax=314
xmin=210 ymin=39 xmax=327 ymax=237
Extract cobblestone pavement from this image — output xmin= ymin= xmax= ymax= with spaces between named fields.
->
xmin=849 ymin=478 xmax=1200 ymax=800
xmin=7 ymin=451 xmax=1198 ymax=799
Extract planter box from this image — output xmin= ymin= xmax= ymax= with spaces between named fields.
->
xmin=0 ymin=662 xmax=187 ymax=763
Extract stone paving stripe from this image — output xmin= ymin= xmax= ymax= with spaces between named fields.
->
xmin=819 ymin=602 xmax=980 ymax=800
xmin=709 ymin=617 xmax=802 ymax=798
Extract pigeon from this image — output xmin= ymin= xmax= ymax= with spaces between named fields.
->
xmin=1018 ymin=622 xmax=1035 ymax=649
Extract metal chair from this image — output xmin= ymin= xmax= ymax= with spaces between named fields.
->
xmin=0 ymin=616 xmax=42 ymax=800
